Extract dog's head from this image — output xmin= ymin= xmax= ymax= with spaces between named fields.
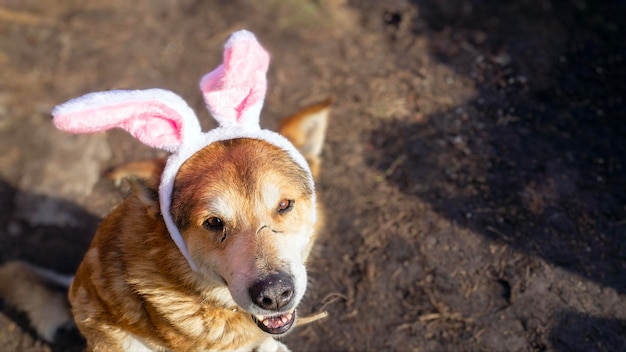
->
xmin=52 ymin=30 xmax=329 ymax=336
xmin=171 ymin=95 xmax=329 ymax=335
xmin=171 ymin=138 xmax=314 ymax=334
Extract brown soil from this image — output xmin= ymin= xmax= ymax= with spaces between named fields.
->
xmin=0 ymin=1 xmax=624 ymax=351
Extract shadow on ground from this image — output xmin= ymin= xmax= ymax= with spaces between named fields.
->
xmin=0 ymin=179 xmax=96 ymax=271
xmin=369 ymin=0 xmax=625 ymax=292
xmin=367 ymin=0 xmax=625 ymax=349
xmin=0 ymin=179 xmax=92 ymax=351
xmin=551 ymin=311 xmax=626 ymax=352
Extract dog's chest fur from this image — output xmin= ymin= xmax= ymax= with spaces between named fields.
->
xmin=69 ymin=192 xmax=268 ymax=351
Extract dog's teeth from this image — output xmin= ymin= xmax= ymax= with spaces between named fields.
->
xmin=255 ymin=312 xmax=294 ymax=329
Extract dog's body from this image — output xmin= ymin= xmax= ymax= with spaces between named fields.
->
xmin=0 ymin=99 xmax=330 ymax=351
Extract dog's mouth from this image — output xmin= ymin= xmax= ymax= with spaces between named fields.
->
xmin=251 ymin=309 xmax=296 ymax=335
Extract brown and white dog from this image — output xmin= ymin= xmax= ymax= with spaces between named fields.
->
xmin=0 ymin=97 xmax=330 ymax=351
xmin=0 ymin=31 xmax=330 ymax=351
xmin=69 ymin=100 xmax=329 ymax=352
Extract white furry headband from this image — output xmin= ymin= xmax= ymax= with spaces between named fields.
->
xmin=52 ymin=30 xmax=315 ymax=271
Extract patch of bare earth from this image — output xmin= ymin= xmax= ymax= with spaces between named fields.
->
xmin=0 ymin=0 xmax=624 ymax=351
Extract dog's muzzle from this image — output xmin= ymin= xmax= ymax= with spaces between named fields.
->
xmin=249 ymin=272 xmax=297 ymax=334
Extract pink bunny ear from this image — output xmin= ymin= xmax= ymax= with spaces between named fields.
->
xmin=200 ymin=30 xmax=270 ymax=129
xmin=52 ymin=89 xmax=201 ymax=153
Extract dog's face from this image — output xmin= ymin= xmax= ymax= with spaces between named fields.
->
xmin=171 ymin=138 xmax=316 ymax=335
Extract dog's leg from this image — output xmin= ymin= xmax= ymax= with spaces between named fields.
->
xmin=0 ymin=261 xmax=74 ymax=342
xmin=85 ymin=329 xmax=154 ymax=352
xmin=254 ymin=337 xmax=291 ymax=352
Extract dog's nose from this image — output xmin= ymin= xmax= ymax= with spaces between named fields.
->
xmin=249 ymin=272 xmax=294 ymax=311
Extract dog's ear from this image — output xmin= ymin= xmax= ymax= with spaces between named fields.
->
xmin=126 ymin=177 xmax=160 ymax=217
xmin=279 ymin=98 xmax=331 ymax=179
xmin=105 ymin=158 xmax=163 ymax=217
xmin=104 ymin=159 xmax=167 ymax=189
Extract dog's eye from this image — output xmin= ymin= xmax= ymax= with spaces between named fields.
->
xmin=203 ymin=217 xmax=224 ymax=230
xmin=277 ymin=199 xmax=294 ymax=213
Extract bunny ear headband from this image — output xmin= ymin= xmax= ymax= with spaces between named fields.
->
xmin=52 ymin=30 xmax=314 ymax=272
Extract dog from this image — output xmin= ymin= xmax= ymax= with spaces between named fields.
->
xmin=70 ymin=100 xmax=329 ymax=352
xmin=0 ymin=97 xmax=330 ymax=351
xmin=0 ymin=30 xmax=330 ymax=351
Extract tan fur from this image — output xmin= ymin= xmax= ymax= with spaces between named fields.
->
xmin=58 ymin=99 xmax=329 ymax=351
xmin=0 ymin=261 xmax=73 ymax=342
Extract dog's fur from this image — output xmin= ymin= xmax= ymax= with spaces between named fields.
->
xmin=0 ymin=99 xmax=330 ymax=351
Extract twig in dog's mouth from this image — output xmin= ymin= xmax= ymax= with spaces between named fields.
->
xmin=252 ymin=309 xmax=296 ymax=335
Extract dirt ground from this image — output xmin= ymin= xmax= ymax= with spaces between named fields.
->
xmin=0 ymin=0 xmax=624 ymax=351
